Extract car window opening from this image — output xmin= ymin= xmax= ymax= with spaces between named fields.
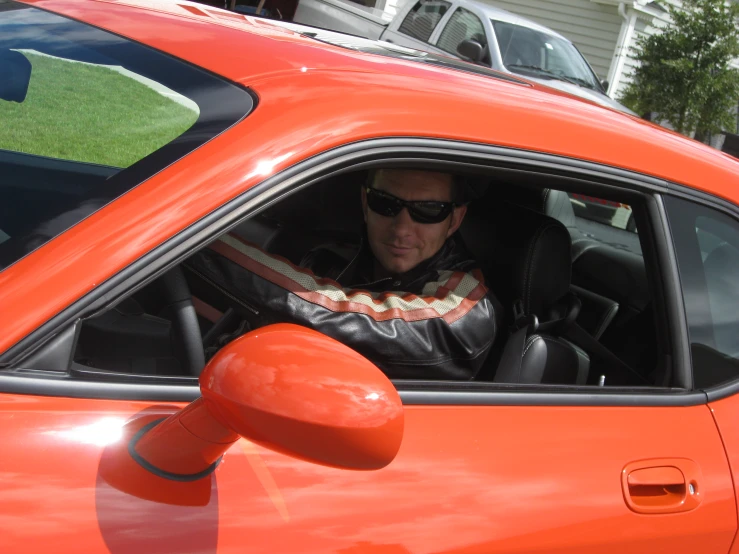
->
xmin=67 ymin=167 xmax=666 ymax=391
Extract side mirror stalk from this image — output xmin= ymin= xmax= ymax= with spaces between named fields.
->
xmin=131 ymin=397 xmax=239 ymax=480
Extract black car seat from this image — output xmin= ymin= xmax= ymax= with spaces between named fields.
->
xmin=230 ymin=172 xmax=365 ymax=265
xmin=494 ymin=186 xmax=585 ymax=257
xmin=460 ymin=197 xmax=589 ymax=384
xmin=496 ymin=186 xmax=621 ymax=342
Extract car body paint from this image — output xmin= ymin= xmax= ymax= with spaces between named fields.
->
xmin=0 ymin=393 xmax=735 ymax=553
xmin=1 ymin=2 xmax=739 ymax=552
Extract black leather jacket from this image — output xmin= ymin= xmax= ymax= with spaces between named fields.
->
xmin=187 ymin=233 xmax=500 ymax=380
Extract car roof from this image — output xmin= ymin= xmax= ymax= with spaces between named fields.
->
xmin=17 ymin=0 xmax=739 ymax=182
xmin=3 ymin=0 xmax=739 ymax=356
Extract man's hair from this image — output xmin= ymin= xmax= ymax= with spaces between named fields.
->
xmin=367 ymin=168 xmax=468 ymax=204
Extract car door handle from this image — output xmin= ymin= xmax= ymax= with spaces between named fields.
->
xmin=628 ymin=466 xmax=684 ymax=486
xmin=622 ymin=458 xmax=702 ymax=514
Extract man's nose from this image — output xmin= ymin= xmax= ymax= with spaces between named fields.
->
xmin=391 ymin=207 xmax=415 ymax=230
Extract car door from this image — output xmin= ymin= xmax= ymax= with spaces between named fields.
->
xmin=1 ymin=158 xmax=737 ymax=553
xmin=666 ymin=192 xmax=739 ymax=554
xmin=0 ymin=355 xmax=734 ymax=553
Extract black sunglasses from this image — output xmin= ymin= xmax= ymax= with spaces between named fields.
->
xmin=365 ymin=187 xmax=456 ymax=224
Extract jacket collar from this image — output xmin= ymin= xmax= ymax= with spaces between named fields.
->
xmin=344 ymin=232 xmax=472 ymax=292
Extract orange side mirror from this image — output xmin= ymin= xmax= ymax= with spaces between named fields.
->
xmin=132 ymin=323 xmax=404 ymax=478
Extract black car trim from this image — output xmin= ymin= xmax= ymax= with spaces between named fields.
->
xmin=0 ymin=137 xmax=691 ymax=406
xmin=648 ymin=194 xmax=692 ymax=389
xmin=0 ymin=1 xmax=26 ymax=13
xmin=707 ymin=380 xmax=739 ymax=402
xmin=0 ymin=369 xmax=708 ymax=406
xmin=667 ymin=181 xmax=739 ymax=221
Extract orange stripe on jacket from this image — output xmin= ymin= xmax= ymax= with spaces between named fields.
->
xmin=210 ymin=234 xmax=488 ymax=324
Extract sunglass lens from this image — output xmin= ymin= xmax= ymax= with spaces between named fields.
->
xmin=367 ymin=188 xmax=452 ymax=223
xmin=367 ymin=190 xmax=402 ymax=217
xmin=409 ymin=202 xmax=452 ymax=223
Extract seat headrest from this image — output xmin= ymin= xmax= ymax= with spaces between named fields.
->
xmin=507 ymin=204 xmax=572 ymax=317
xmin=461 ymin=199 xmax=571 ymax=319
xmin=497 ymin=186 xmax=577 ymax=229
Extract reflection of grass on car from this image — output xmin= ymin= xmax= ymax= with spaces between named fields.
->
xmin=0 ymin=52 xmax=198 ymax=167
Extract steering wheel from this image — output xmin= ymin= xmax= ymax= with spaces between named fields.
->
xmin=156 ymin=266 xmax=206 ymax=376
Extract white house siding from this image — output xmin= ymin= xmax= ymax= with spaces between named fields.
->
xmin=610 ymin=3 xmax=671 ymax=99
xmin=475 ymin=0 xmax=622 ymax=80
xmin=611 ymin=15 xmax=654 ymax=98
xmin=382 ymin=0 xmax=402 ymax=17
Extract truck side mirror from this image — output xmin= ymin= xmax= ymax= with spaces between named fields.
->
xmin=457 ymin=39 xmax=484 ymax=63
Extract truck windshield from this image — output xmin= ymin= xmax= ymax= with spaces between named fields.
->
xmin=492 ymin=20 xmax=601 ymax=92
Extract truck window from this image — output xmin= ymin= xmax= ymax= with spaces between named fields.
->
xmin=492 ymin=19 xmax=601 ymax=91
xmin=436 ymin=8 xmax=486 ymax=60
xmin=398 ymin=0 xmax=451 ymax=43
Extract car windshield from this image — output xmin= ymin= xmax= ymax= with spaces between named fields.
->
xmin=492 ymin=20 xmax=601 ymax=91
xmin=0 ymin=4 xmax=252 ymax=272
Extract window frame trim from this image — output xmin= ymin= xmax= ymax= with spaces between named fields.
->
xmin=650 ymin=193 xmax=692 ymax=389
xmin=0 ymin=367 xmax=707 ymax=406
xmin=0 ymin=137 xmax=702 ymax=407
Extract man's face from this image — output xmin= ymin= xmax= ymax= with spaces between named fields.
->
xmin=362 ymin=169 xmax=467 ymax=276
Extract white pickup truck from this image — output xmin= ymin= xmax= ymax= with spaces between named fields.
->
xmin=292 ymin=0 xmax=632 ymax=113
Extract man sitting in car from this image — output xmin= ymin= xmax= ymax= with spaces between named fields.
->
xmin=188 ymin=168 xmax=501 ymax=380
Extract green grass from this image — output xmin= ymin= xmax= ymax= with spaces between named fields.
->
xmin=0 ymin=52 xmax=199 ymax=167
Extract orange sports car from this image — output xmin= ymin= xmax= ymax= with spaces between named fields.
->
xmin=2 ymin=0 xmax=739 ymax=552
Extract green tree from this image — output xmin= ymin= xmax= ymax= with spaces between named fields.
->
xmin=620 ymin=0 xmax=739 ymax=142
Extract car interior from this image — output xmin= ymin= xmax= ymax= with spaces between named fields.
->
xmin=70 ymin=167 xmax=663 ymax=388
